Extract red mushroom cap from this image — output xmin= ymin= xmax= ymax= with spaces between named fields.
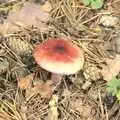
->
xmin=33 ymin=38 xmax=84 ymax=75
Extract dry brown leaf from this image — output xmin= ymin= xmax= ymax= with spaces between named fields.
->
xmin=26 ymin=80 xmax=54 ymax=100
xmin=0 ymin=2 xmax=50 ymax=35
xmin=8 ymin=2 xmax=50 ymax=25
xmin=33 ymin=80 xmax=53 ymax=97
xmin=101 ymin=55 xmax=120 ymax=81
xmin=18 ymin=73 xmax=35 ymax=89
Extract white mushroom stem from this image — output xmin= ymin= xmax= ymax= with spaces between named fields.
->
xmin=51 ymin=73 xmax=63 ymax=86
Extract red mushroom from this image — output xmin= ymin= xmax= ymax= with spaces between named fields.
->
xmin=33 ymin=38 xmax=84 ymax=86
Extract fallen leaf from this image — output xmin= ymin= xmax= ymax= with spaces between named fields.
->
xmin=26 ymin=80 xmax=54 ymax=100
xmin=0 ymin=2 xmax=50 ymax=35
xmin=18 ymin=73 xmax=35 ymax=89
xmin=101 ymin=55 xmax=120 ymax=81
xmin=8 ymin=2 xmax=50 ymax=25
xmin=34 ymin=80 xmax=54 ymax=97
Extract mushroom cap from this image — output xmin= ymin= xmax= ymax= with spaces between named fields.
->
xmin=33 ymin=38 xmax=84 ymax=75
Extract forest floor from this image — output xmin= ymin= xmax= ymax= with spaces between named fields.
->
xmin=0 ymin=0 xmax=120 ymax=120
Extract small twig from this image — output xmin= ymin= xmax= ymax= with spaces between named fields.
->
xmin=98 ymin=90 xmax=105 ymax=119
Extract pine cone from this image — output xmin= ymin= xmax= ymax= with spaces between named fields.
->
xmin=6 ymin=35 xmax=32 ymax=56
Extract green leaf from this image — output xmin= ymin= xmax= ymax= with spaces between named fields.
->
xmin=116 ymin=91 xmax=120 ymax=101
xmin=106 ymin=77 xmax=120 ymax=96
xmin=91 ymin=0 xmax=104 ymax=9
xmin=82 ymin=0 xmax=91 ymax=6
